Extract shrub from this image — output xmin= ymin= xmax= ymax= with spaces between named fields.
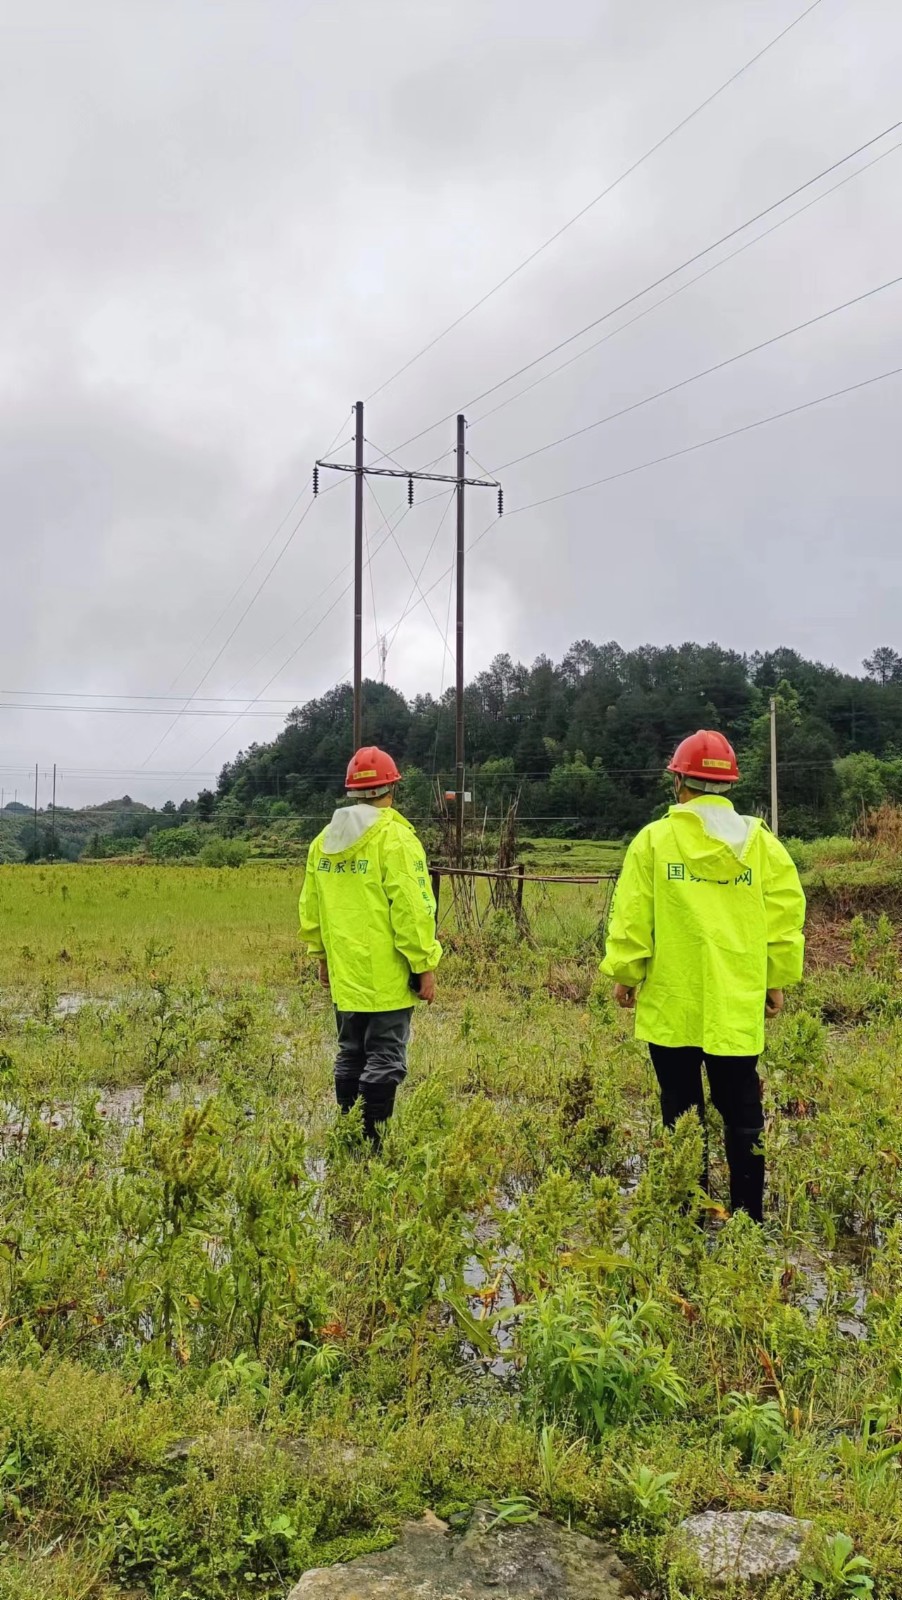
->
xmin=148 ymin=825 xmax=205 ymax=861
xmin=200 ymin=837 xmax=250 ymax=868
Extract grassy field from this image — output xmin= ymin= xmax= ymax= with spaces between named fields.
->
xmin=1 ymin=859 xmax=902 ymax=1597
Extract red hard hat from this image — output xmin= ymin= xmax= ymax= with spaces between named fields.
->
xmin=345 ymin=746 xmax=402 ymax=791
xmin=667 ymin=729 xmax=740 ymax=783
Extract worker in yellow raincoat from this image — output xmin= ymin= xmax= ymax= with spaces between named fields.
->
xmin=600 ymin=729 xmax=805 ymax=1221
xmin=299 ymin=746 xmax=442 ymax=1146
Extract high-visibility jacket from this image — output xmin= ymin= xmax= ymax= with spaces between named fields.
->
xmin=600 ymin=796 xmax=805 ymax=1055
xmin=299 ymin=804 xmax=442 ymax=1012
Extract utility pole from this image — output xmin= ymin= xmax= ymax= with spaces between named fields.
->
xmin=51 ymin=763 xmax=57 ymax=861
xmin=769 ymin=697 xmax=779 ymax=836
xmin=33 ymin=763 xmax=39 ymax=858
xmin=353 ymin=400 xmax=364 ymax=749
xmin=455 ymin=414 xmax=466 ymax=864
xmin=314 ymin=409 xmax=502 ymax=857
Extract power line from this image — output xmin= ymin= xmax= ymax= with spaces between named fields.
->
xmin=369 ymin=362 xmax=902 ymax=645
xmin=1 ymin=689 xmax=318 ymax=706
xmin=224 ymin=503 xmax=412 ymax=698
xmin=163 ymin=415 xmax=350 ymax=696
xmin=372 ymin=119 xmax=902 ymax=463
xmin=383 ymin=493 xmax=456 ymax=660
xmin=140 ymin=415 xmax=359 ymax=767
xmin=0 ymin=702 xmax=295 ymax=718
xmin=362 ymin=493 xmax=381 ymax=662
xmin=182 ymin=491 xmax=422 ymax=774
xmin=140 ymin=497 xmax=322 ymax=765
xmin=364 ymin=0 xmax=825 ymax=403
xmin=509 ymin=364 xmax=902 ymax=516
xmin=363 ymin=477 xmax=455 ymax=665
xmin=491 ymin=274 xmax=902 ymax=473
xmin=469 ymin=136 xmax=902 ymax=430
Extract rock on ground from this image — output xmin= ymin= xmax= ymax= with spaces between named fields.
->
xmin=675 ymin=1510 xmax=813 ymax=1587
xmin=287 ymin=1503 xmax=627 ymax=1598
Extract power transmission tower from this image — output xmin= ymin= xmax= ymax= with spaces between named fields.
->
xmin=314 ymin=406 xmax=502 ymax=862
xmin=379 ymin=635 xmax=388 ymax=685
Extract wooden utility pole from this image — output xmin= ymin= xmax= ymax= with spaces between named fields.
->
xmin=314 ymin=411 xmax=502 ymax=854
xmin=353 ymin=400 xmax=364 ymax=749
xmin=455 ymin=414 xmax=466 ymax=863
xmin=33 ymin=763 xmax=39 ymax=858
xmin=51 ymin=763 xmax=57 ymax=860
xmin=769 ymin=696 xmax=779 ymax=836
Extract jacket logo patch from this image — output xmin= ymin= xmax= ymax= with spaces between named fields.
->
xmin=667 ymin=863 xmax=685 ymax=880
xmin=317 ymin=859 xmax=331 ymax=873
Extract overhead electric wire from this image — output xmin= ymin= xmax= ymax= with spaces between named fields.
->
xmin=470 ymin=135 xmax=902 ymax=430
xmin=183 ymin=491 xmax=423 ymax=773
xmin=164 ymin=415 xmax=350 ymax=696
xmin=364 ymin=0 xmax=826 ymax=403
xmin=0 ymin=702 xmax=295 ymax=719
xmin=491 ymin=274 xmax=902 ymax=473
xmin=431 ymin=536 xmax=458 ymax=780
xmin=508 ymin=364 xmax=902 ymax=516
xmin=141 ymin=496 xmax=320 ymax=764
xmin=367 ymin=363 xmax=902 ymax=645
xmin=383 ymin=493 xmax=456 ymax=660
xmin=363 ymin=496 xmax=381 ymax=659
xmin=226 ymin=502 xmax=413 ymax=696
xmin=363 ymin=478 xmax=455 ymax=666
xmin=371 ymin=119 xmax=902 ymax=464
xmin=2 ymin=689 xmax=319 ymax=706
xmin=140 ymin=415 xmax=355 ymax=767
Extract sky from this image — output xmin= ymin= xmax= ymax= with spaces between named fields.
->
xmin=1 ymin=0 xmax=901 ymax=810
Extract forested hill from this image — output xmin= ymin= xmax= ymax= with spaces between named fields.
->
xmin=213 ymin=641 xmax=902 ymax=840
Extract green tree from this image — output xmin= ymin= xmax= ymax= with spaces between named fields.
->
xmin=862 ymin=646 xmax=902 ymax=686
xmin=835 ymin=752 xmax=887 ymax=827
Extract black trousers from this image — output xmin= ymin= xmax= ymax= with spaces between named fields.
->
xmin=648 ymin=1043 xmax=765 ymax=1222
xmin=334 ymin=1008 xmax=412 ymax=1144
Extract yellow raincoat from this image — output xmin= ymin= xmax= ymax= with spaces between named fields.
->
xmin=600 ymin=796 xmax=805 ymax=1055
xmin=299 ymin=805 xmax=442 ymax=1012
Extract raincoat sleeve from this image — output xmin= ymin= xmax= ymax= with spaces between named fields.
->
xmin=298 ymin=842 xmax=326 ymax=960
xmin=599 ymin=827 xmax=654 ymax=988
xmin=762 ymin=833 xmax=806 ymax=989
xmin=383 ymin=829 xmax=443 ymax=975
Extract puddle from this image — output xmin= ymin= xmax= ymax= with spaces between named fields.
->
xmin=788 ymin=1244 xmax=870 ymax=1340
xmin=618 ymin=1152 xmax=643 ymax=1196
xmin=0 ymin=1082 xmax=198 ymax=1147
xmin=55 ymin=993 xmax=92 ymax=1017
xmin=462 ymin=1246 xmax=519 ymax=1380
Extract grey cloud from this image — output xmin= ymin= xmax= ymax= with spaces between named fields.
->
xmin=1 ymin=0 xmax=901 ymax=804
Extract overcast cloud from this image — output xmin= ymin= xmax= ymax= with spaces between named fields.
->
xmin=1 ymin=0 xmax=901 ymax=808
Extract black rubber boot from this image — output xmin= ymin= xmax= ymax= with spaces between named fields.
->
xmin=362 ymin=1081 xmax=397 ymax=1150
xmin=335 ymin=1079 xmax=360 ymax=1116
xmin=724 ymin=1125 xmax=765 ymax=1223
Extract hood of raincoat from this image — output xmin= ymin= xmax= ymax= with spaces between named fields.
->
xmin=668 ymin=796 xmax=761 ymax=882
xmin=321 ymin=803 xmax=388 ymax=857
